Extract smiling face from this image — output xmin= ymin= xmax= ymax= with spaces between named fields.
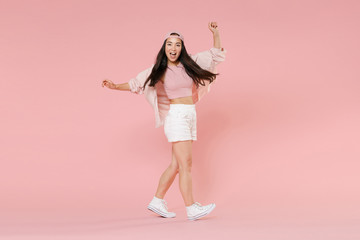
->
xmin=165 ymin=37 xmax=182 ymax=65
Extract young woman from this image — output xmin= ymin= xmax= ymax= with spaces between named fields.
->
xmin=102 ymin=22 xmax=226 ymax=221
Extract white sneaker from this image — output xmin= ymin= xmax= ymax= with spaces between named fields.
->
xmin=186 ymin=202 xmax=216 ymax=220
xmin=147 ymin=196 xmax=176 ymax=218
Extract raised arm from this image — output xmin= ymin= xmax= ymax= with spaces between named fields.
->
xmin=189 ymin=22 xmax=226 ymax=71
xmin=208 ymin=22 xmax=222 ymax=49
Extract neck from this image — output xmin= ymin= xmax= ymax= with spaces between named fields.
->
xmin=168 ymin=60 xmax=180 ymax=66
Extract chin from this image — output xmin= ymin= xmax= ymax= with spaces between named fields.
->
xmin=168 ymin=58 xmax=178 ymax=63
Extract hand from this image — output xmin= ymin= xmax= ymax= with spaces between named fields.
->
xmin=208 ymin=22 xmax=219 ymax=34
xmin=102 ymin=79 xmax=116 ymax=89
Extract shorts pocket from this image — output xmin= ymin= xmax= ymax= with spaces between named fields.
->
xmin=177 ymin=111 xmax=192 ymax=119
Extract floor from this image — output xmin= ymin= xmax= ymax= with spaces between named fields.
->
xmin=1 ymin=201 xmax=359 ymax=240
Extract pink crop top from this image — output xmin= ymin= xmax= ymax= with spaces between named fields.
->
xmin=162 ymin=62 xmax=193 ymax=99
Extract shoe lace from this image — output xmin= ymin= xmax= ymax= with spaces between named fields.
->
xmin=161 ymin=199 xmax=169 ymax=210
xmin=194 ymin=202 xmax=202 ymax=209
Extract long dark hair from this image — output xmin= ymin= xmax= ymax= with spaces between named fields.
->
xmin=143 ymin=33 xmax=218 ymax=90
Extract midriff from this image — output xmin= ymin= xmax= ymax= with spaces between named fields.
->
xmin=170 ymin=96 xmax=194 ymax=104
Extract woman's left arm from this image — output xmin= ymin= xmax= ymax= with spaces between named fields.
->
xmin=208 ymin=22 xmax=221 ymax=49
xmin=190 ymin=22 xmax=226 ymax=70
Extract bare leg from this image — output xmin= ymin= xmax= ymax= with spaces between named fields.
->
xmin=172 ymin=140 xmax=195 ymax=206
xmin=154 ymin=150 xmax=179 ymax=199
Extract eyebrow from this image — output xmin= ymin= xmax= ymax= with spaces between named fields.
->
xmin=166 ymin=40 xmax=181 ymax=44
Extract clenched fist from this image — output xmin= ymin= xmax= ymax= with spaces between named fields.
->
xmin=208 ymin=22 xmax=219 ymax=34
xmin=102 ymin=79 xmax=116 ymax=89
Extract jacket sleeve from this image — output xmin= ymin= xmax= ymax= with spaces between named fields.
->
xmin=128 ymin=65 xmax=154 ymax=94
xmin=190 ymin=47 xmax=227 ymax=72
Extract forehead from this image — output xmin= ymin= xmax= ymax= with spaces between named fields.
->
xmin=166 ymin=37 xmax=182 ymax=44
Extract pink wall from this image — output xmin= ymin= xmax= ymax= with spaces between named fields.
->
xmin=1 ymin=0 xmax=359 ymax=238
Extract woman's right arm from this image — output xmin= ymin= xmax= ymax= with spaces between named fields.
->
xmin=102 ymin=65 xmax=154 ymax=94
xmin=102 ymin=79 xmax=130 ymax=91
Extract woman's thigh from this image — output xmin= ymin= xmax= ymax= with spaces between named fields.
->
xmin=170 ymin=149 xmax=179 ymax=171
xmin=172 ymin=140 xmax=193 ymax=170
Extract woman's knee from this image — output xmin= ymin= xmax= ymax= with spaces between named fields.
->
xmin=169 ymin=162 xmax=179 ymax=173
xmin=178 ymin=157 xmax=192 ymax=172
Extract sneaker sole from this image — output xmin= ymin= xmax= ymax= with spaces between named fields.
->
xmin=187 ymin=204 xmax=216 ymax=221
xmin=147 ymin=205 xmax=176 ymax=218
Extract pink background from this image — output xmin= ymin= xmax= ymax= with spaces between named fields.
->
xmin=1 ymin=0 xmax=359 ymax=239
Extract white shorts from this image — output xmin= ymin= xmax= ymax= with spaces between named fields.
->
xmin=164 ymin=104 xmax=197 ymax=142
